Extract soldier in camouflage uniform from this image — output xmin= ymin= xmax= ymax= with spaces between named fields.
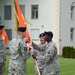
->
xmin=32 ymin=31 xmax=60 ymax=75
xmin=34 ymin=33 xmax=47 ymax=75
xmin=8 ymin=27 xmax=31 ymax=75
xmin=0 ymin=25 xmax=6 ymax=75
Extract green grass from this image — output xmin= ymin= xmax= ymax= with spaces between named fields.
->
xmin=59 ymin=57 xmax=75 ymax=75
xmin=4 ymin=54 xmax=75 ymax=75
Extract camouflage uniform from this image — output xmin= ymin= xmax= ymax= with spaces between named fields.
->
xmin=8 ymin=37 xmax=31 ymax=75
xmin=32 ymin=41 xmax=60 ymax=75
xmin=0 ymin=38 xmax=6 ymax=75
xmin=34 ymin=43 xmax=46 ymax=75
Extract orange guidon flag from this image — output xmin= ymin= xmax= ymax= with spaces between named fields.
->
xmin=15 ymin=0 xmax=25 ymax=27
xmin=1 ymin=29 xmax=8 ymax=45
xmin=14 ymin=0 xmax=31 ymax=44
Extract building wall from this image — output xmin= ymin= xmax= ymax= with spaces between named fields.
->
xmin=0 ymin=0 xmax=17 ymax=39
xmin=19 ymin=0 xmax=57 ymax=42
xmin=0 ymin=0 xmax=60 ymax=54
xmin=60 ymin=0 xmax=75 ymax=54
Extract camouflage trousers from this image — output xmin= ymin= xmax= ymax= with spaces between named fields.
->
xmin=34 ymin=65 xmax=44 ymax=75
xmin=42 ymin=71 xmax=60 ymax=75
xmin=0 ymin=63 xmax=5 ymax=75
xmin=34 ymin=63 xmax=43 ymax=75
xmin=8 ymin=68 xmax=26 ymax=75
xmin=36 ymin=70 xmax=43 ymax=75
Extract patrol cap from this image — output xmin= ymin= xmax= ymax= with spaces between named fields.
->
xmin=0 ymin=25 xmax=4 ymax=29
xmin=44 ymin=31 xmax=53 ymax=38
xmin=17 ymin=27 xmax=26 ymax=32
xmin=39 ymin=33 xmax=45 ymax=37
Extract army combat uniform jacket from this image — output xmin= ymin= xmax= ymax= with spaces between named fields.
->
xmin=0 ymin=38 xmax=6 ymax=75
xmin=34 ymin=43 xmax=46 ymax=75
xmin=32 ymin=41 xmax=60 ymax=75
xmin=8 ymin=37 xmax=31 ymax=75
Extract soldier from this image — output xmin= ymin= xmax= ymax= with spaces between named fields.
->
xmin=33 ymin=33 xmax=47 ymax=75
xmin=32 ymin=31 xmax=60 ymax=75
xmin=0 ymin=25 xmax=6 ymax=75
xmin=8 ymin=27 xmax=31 ymax=75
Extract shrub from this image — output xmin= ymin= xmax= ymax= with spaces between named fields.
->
xmin=62 ymin=46 xmax=75 ymax=58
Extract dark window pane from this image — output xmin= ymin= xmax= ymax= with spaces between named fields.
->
xmin=4 ymin=5 xmax=11 ymax=20
xmin=31 ymin=5 xmax=38 ymax=19
xmin=5 ymin=29 xmax=12 ymax=40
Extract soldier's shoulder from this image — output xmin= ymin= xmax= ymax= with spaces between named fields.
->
xmin=9 ymin=38 xmax=22 ymax=49
xmin=50 ymin=41 xmax=57 ymax=50
xmin=48 ymin=41 xmax=57 ymax=48
xmin=0 ymin=38 xmax=3 ymax=43
xmin=50 ymin=41 xmax=56 ymax=46
xmin=0 ymin=40 xmax=5 ymax=49
xmin=9 ymin=38 xmax=16 ymax=44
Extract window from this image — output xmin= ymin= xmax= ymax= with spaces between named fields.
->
xmin=0 ymin=16 xmax=1 ymax=24
xmin=31 ymin=5 xmax=38 ymax=19
xmin=6 ymin=29 xmax=12 ymax=40
xmin=70 ymin=28 xmax=74 ymax=41
xmin=4 ymin=5 xmax=12 ymax=20
xmin=30 ymin=29 xmax=39 ymax=40
xmin=20 ymin=5 xmax=25 ymax=17
xmin=71 ymin=6 xmax=74 ymax=20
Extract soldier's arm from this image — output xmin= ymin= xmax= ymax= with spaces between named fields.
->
xmin=3 ymin=40 xmax=6 ymax=63
xmin=45 ymin=44 xmax=57 ymax=63
xmin=32 ymin=42 xmax=45 ymax=51
xmin=26 ymin=50 xmax=31 ymax=58
xmin=31 ymin=50 xmax=38 ymax=59
xmin=20 ymin=43 xmax=29 ymax=59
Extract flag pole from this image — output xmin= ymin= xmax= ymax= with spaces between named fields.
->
xmin=34 ymin=59 xmax=40 ymax=75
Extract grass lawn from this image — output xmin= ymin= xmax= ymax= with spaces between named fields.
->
xmin=4 ymin=53 xmax=75 ymax=75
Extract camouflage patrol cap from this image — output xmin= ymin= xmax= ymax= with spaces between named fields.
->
xmin=18 ymin=27 xmax=26 ymax=32
xmin=0 ymin=25 xmax=4 ymax=29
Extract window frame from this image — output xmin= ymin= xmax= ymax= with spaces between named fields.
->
xmin=31 ymin=5 xmax=39 ymax=19
xmin=4 ymin=5 xmax=12 ymax=20
xmin=70 ymin=6 xmax=74 ymax=20
xmin=30 ymin=29 xmax=39 ymax=41
xmin=5 ymin=29 xmax=12 ymax=40
xmin=70 ymin=28 xmax=74 ymax=41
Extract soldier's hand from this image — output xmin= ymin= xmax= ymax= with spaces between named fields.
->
xmin=32 ymin=55 xmax=36 ymax=59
